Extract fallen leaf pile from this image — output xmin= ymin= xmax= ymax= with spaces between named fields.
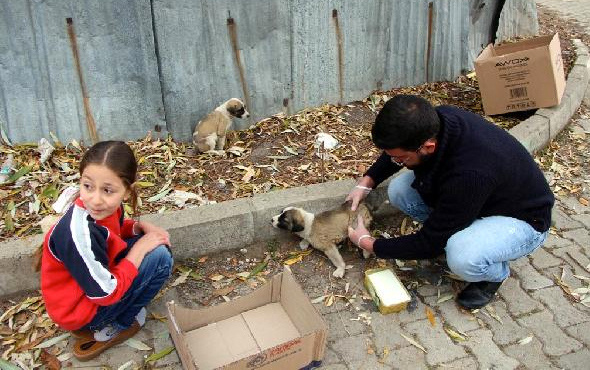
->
xmin=0 ymin=296 xmax=67 ymax=369
xmin=537 ymin=106 xmax=590 ymax=210
xmin=0 ymin=73 xmax=548 ymax=243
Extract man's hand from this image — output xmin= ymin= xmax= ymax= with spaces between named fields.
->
xmin=346 ymin=176 xmax=375 ymax=211
xmin=346 ymin=186 xmax=371 ymax=211
xmin=348 ymin=216 xmax=374 ymax=253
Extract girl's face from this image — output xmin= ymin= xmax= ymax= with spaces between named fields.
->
xmin=79 ymin=164 xmax=130 ymax=220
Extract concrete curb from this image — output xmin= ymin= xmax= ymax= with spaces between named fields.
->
xmin=2 ymin=41 xmax=589 ymax=298
xmin=509 ymin=39 xmax=590 ymax=152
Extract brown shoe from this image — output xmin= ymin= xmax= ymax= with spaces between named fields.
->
xmin=70 ymin=329 xmax=93 ymax=340
xmin=73 ymin=321 xmax=141 ymax=361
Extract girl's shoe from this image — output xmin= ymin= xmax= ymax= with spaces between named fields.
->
xmin=72 ymin=321 xmax=141 ymax=361
xmin=70 ymin=329 xmax=93 ymax=340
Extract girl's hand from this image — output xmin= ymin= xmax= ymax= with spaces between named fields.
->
xmin=125 ymin=232 xmax=170 ymax=268
xmin=135 ymin=221 xmax=170 ymax=242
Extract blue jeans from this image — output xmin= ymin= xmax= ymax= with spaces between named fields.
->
xmin=83 ymin=238 xmax=173 ymax=331
xmin=388 ymin=171 xmax=548 ymax=282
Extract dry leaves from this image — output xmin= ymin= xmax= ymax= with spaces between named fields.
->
xmin=400 ymin=333 xmax=427 ymax=353
xmin=443 ymin=325 xmax=468 ymax=343
xmin=0 ymin=296 xmax=66 ymax=368
xmin=425 ymin=306 xmax=436 ymax=327
xmin=1 ymin=73 xmax=542 ymax=243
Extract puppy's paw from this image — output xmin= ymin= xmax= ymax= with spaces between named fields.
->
xmin=332 ymin=268 xmax=345 ymax=278
xmin=299 ymin=240 xmax=310 ymax=250
xmin=205 ymin=149 xmax=225 ymax=156
xmin=362 ymin=249 xmax=372 ymax=259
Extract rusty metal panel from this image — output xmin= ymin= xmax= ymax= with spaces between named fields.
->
xmin=336 ymin=0 xmax=394 ymax=103
xmin=290 ymin=0 xmax=340 ymax=112
xmin=497 ymin=0 xmax=539 ymax=42
xmin=290 ymin=0 xmax=431 ymax=112
xmin=1 ymin=0 xmax=539 ymax=144
xmin=468 ymin=0 xmax=500 ymax=68
xmin=384 ymin=0 xmax=431 ymax=87
xmin=153 ymin=0 xmax=291 ymax=140
xmin=428 ymin=0 xmax=470 ymax=82
xmin=0 ymin=0 xmax=165 ymax=144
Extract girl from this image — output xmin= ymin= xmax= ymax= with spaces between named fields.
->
xmin=40 ymin=141 xmax=173 ymax=361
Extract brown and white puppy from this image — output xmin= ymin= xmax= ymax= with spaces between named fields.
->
xmin=192 ymin=98 xmax=249 ymax=154
xmin=271 ymin=201 xmax=373 ymax=278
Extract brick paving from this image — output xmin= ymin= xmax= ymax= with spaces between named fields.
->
xmin=62 ymin=2 xmax=590 ymax=369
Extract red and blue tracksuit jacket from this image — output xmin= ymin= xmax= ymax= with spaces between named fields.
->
xmin=41 ymin=198 xmax=139 ymax=330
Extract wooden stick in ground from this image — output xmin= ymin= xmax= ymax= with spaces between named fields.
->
xmin=320 ymin=141 xmax=325 ymax=182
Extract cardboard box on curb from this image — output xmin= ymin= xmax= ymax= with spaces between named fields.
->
xmin=364 ymin=268 xmax=412 ymax=314
xmin=474 ymin=33 xmax=565 ymax=115
xmin=166 ymin=267 xmax=327 ymax=369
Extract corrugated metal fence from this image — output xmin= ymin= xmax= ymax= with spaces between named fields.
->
xmin=0 ymin=0 xmax=537 ymax=144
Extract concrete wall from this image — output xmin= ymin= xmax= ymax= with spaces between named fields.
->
xmin=0 ymin=0 xmax=538 ymax=144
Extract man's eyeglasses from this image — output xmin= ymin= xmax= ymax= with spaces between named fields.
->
xmin=389 ymin=144 xmax=424 ymax=166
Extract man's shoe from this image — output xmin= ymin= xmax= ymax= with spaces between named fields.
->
xmin=456 ymin=280 xmax=503 ymax=309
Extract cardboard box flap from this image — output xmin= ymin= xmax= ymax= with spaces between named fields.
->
xmin=279 ymin=267 xmax=328 ymax=336
xmin=184 ymin=322 xmax=237 ymax=370
xmin=166 ymin=302 xmax=196 ymax=370
xmin=493 ymin=34 xmax=555 ymax=56
xmin=216 ymin=315 xmax=261 ymax=358
xmin=242 ymin=302 xmax=300 ymax=350
xmin=478 ymin=43 xmax=496 ymax=59
xmin=169 ymin=281 xmax=273 ymax=332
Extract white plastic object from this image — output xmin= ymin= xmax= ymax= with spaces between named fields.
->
xmin=0 ymin=154 xmax=14 ymax=183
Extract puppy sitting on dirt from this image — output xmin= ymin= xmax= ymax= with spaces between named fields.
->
xmin=192 ymin=98 xmax=249 ymax=154
xmin=271 ymin=201 xmax=373 ymax=278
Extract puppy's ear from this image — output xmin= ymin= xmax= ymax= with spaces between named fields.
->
xmin=291 ymin=223 xmax=304 ymax=233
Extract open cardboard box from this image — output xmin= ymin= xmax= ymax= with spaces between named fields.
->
xmin=474 ymin=33 xmax=565 ymax=115
xmin=166 ymin=267 xmax=327 ymax=369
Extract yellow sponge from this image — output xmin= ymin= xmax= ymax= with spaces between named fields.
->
xmin=364 ymin=268 xmax=412 ymax=314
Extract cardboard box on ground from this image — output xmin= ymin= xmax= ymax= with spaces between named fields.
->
xmin=475 ymin=33 xmax=566 ymax=115
xmin=166 ymin=267 xmax=327 ymax=370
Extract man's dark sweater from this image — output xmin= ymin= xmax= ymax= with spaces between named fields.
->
xmin=366 ymin=106 xmax=554 ymax=260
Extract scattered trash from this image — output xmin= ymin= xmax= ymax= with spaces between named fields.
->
xmin=314 ymin=132 xmax=339 ymax=159
xmin=37 ymin=138 xmax=55 ymax=164
xmin=517 ymin=335 xmax=533 ymax=345
xmin=0 ymin=154 xmax=13 ymax=183
xmin=162 ymin=190 xmax=202 ymax=207
xmin=52 ymin=186 xmax=79 ymax=213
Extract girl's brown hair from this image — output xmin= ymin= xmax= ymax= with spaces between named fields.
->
xmin=79 ymin=140 xmax=139 ymax=215
xmin=33 ymin=141 xmax=139 ymax=272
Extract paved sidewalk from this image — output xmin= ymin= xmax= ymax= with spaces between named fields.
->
xmin=41 ymin=4 xmax=590 ymax=370
xmin=537 ymin=0 xmax=590 ymax=32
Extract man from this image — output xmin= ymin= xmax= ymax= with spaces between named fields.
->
xmin=347 ymin=95 xmax=554 ymax=309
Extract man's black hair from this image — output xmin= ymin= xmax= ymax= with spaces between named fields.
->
xmin=372 ymin=95 xmax=440 ymax=150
